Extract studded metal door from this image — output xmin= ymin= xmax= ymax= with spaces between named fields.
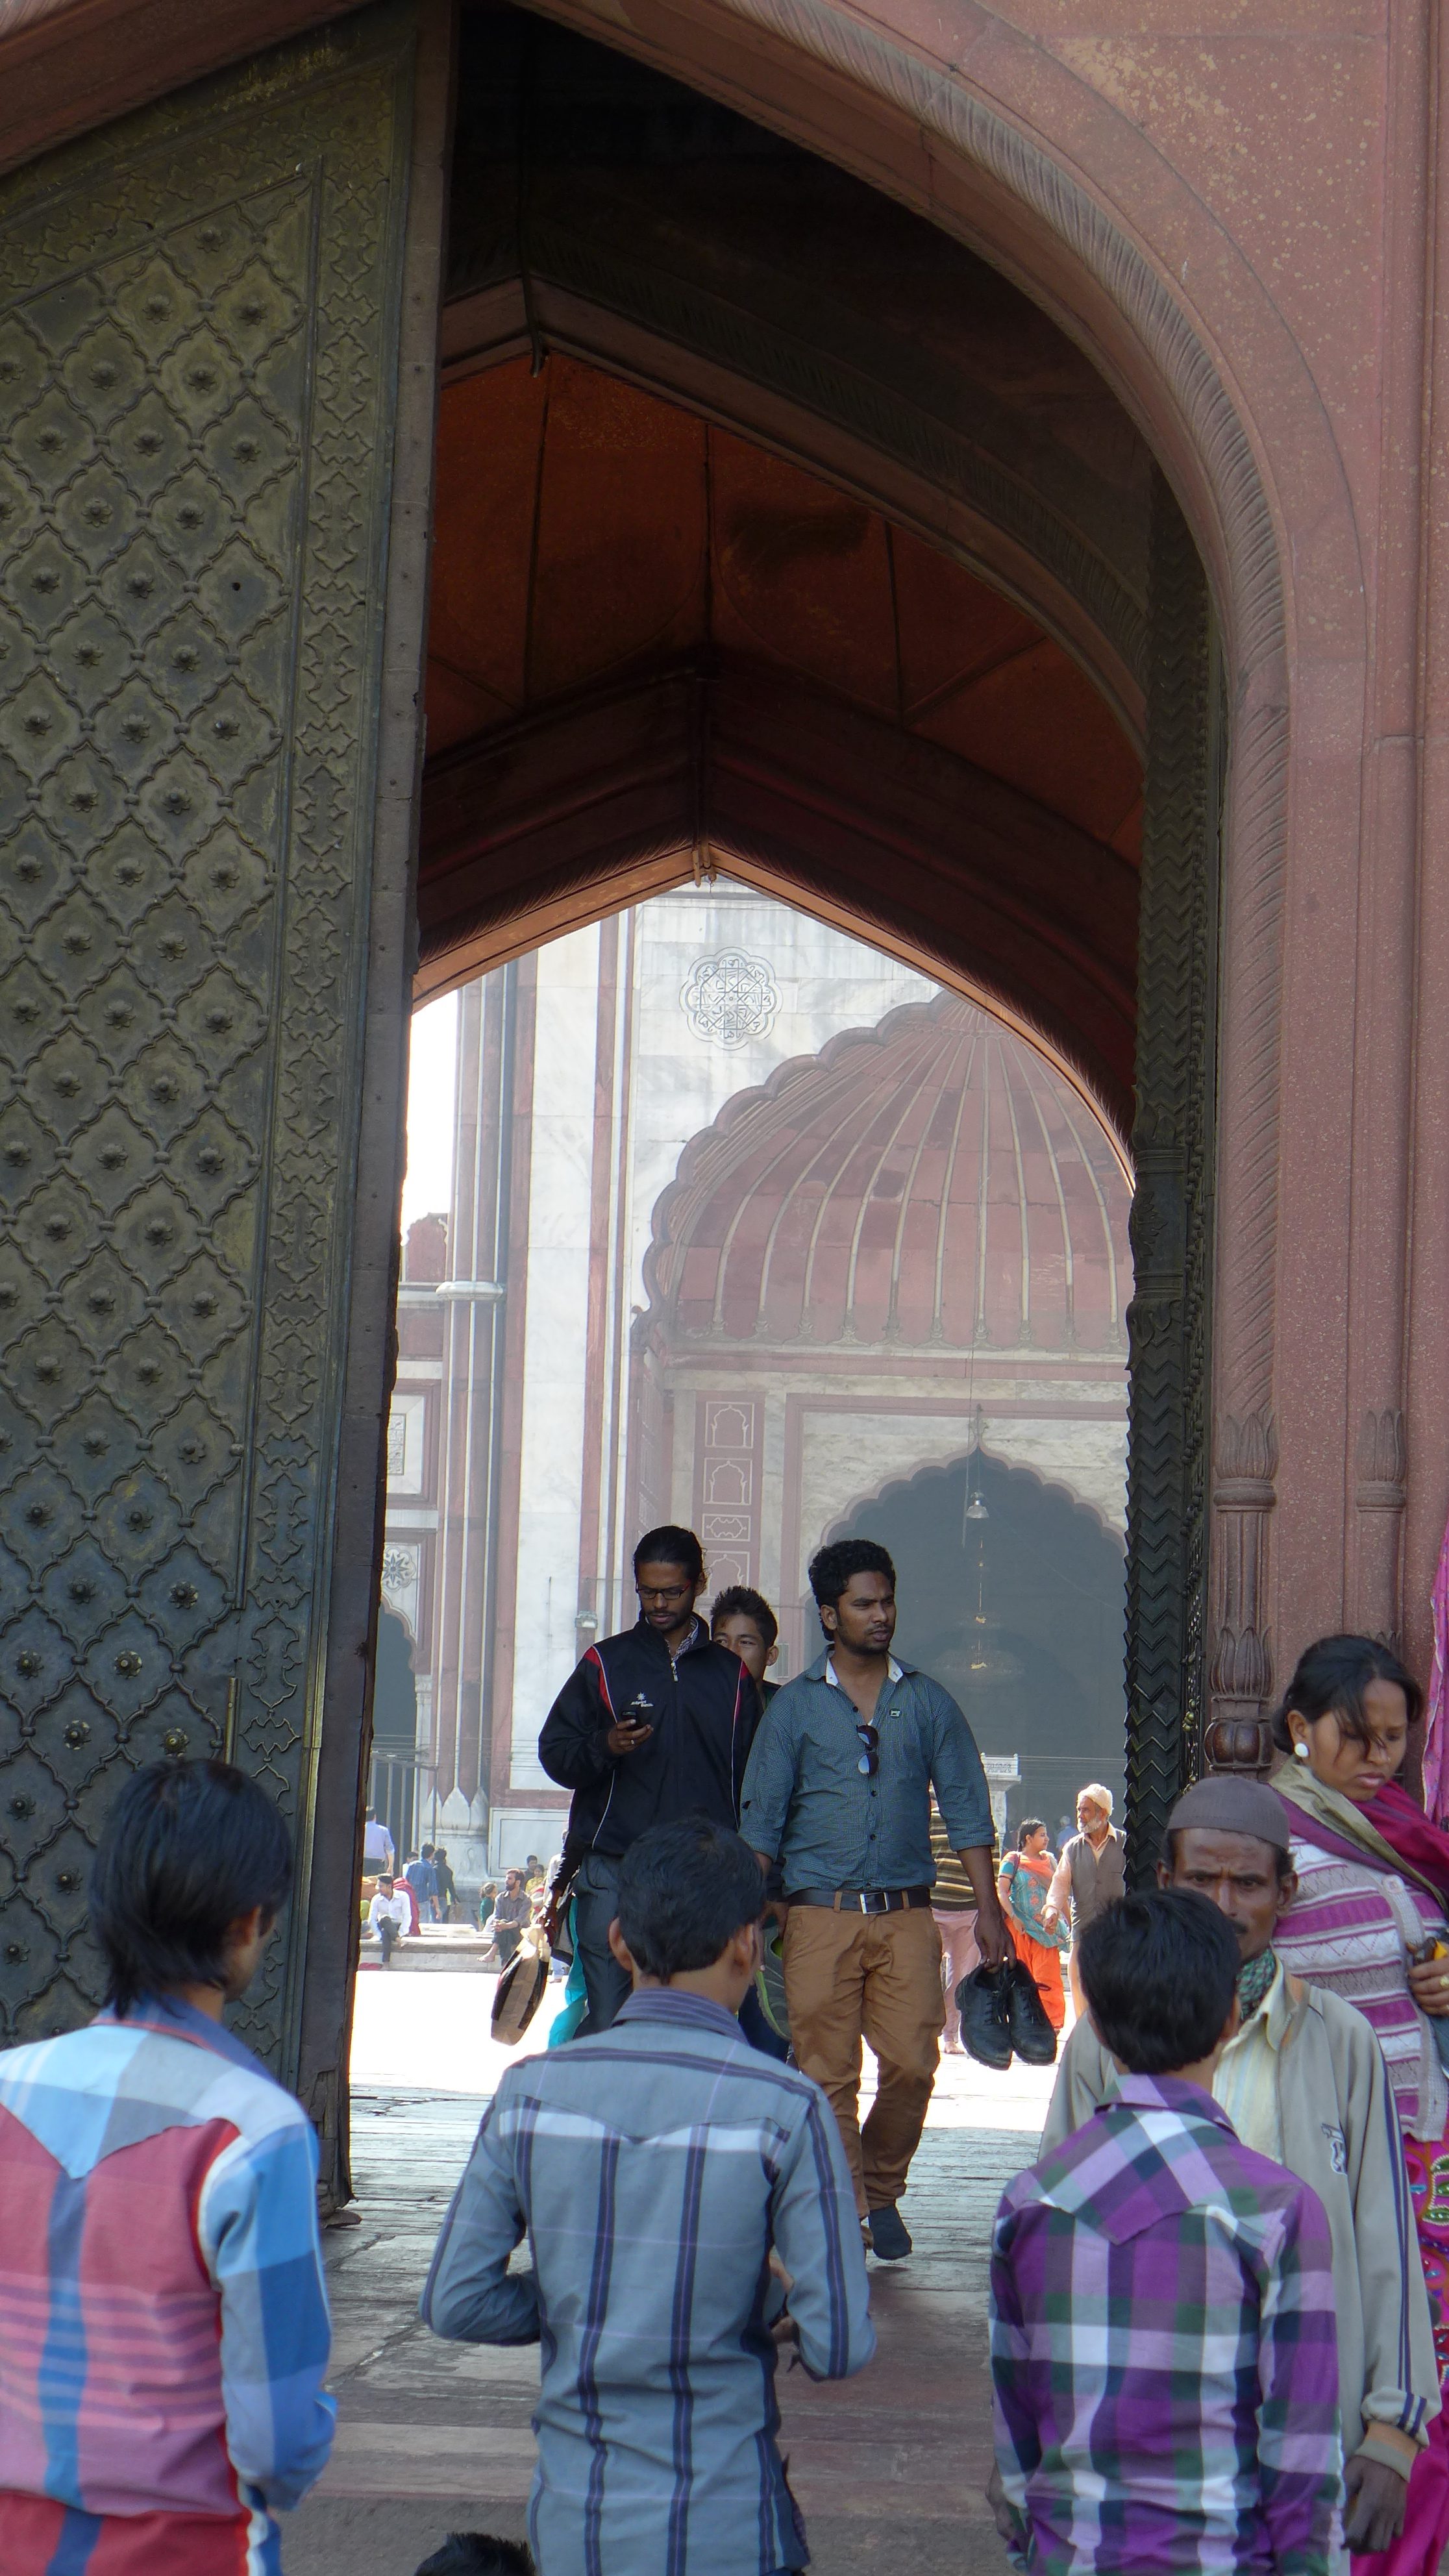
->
xmin=0 ymin=3 xmax=441 ymax=2098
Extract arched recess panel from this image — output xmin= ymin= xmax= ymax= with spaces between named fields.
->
xmin=0 ymin=0 xmax=449 ymax=2189
xmin=826 ymin=1449 xmax=1128 ymax=1835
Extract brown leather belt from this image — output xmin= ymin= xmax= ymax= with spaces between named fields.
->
xmin=786 ymin=1885 xmax=933 ymax=1914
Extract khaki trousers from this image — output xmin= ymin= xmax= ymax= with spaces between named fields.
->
xmin=783 ymin=1902 xmax=945 ymax=2218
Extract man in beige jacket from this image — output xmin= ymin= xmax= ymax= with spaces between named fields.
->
xmin=1041 ymin=1774 xmax=1439 ymax=2559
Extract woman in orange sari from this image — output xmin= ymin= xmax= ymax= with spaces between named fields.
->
xmin=997 ymin=1819 xmax=1067 ymax=2031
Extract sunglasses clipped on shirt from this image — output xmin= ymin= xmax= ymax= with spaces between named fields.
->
xmin=855 ymin=1723 xmax=879 ymax=1777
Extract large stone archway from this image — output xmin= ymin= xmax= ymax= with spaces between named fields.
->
xmin=5 ymin=0 xmax=1437 ymax=1698
xmin=410 ymin=26 xmax=1226 ymax=1873
xmin=3 ymin=0 xmax=1382 ymax=2211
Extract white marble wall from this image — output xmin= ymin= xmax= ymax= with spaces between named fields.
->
xmin=508 ymin=926 xmax=601 ymax=1790
xmin=624 ymin=883 xmax=938 ymax=1321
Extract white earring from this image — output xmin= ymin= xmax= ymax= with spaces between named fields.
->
xmin=1293 ymin=1740 xmax=1310 ymax=1763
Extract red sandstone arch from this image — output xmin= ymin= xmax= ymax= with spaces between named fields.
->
xmin=417 ymin=660 xmax=1139 ymax=1125
xmin=0 ymin=0 xmax=1388 ymax=1695
xmin=0 ymin=1 xmax=1341 ymax=1463
xmin=415 ymin=351 xmax=1145 ymax=1124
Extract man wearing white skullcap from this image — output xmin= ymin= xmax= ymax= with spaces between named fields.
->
xmin=1041 ymin=1770 xmax=1439 ymax=2558
xmin=1041 ymin=1781 xmax=1125 ymax=2014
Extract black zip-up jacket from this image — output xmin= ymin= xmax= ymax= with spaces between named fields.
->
xmin=538 ymin=1616 xmax=762 ymax=1861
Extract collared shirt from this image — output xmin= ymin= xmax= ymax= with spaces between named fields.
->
xmin=422 ymin=1987 xmax=874 ymax=2576
xmin=1212 ymin=1956 xmax=1290 ymax=2164
xmin=992 ymin=2073 xmax=1341 ymax=2575
xmin=367 ymin=1890 xmax=411 ymax=1937
xmin=1041 ymin=1982 xmax=1437 ymax=2470
xmin=0 ymin=1998 xmax=335 ymax=2562
xmin=362 ymin=1819 xmax=395 ymax=1867
xmin=739 ymin=1646 xmax=992 ymax=1890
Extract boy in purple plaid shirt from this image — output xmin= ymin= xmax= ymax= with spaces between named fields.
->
xmin=989 ymin=1888 xmax=1342 ymax=2575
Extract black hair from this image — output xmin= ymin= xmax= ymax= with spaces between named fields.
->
xmin=378 ymin=1873 xmax=396 ymax=1888
xmin=615 ymin=1818 xmax=764 ymax=1979
xmin=633 ymin=1525 xmax=705 ymax=1583
xmin=1016 ymin=1817 xmax=1048 ymax=1844
xmin=422 ymin=1842 xmax=435 ymax=1857
xmin=1078 ymin=1889 xmax=1241 ymax=2075
xmin=1270 ymin=1632 xmax=1424 ymax=1755
xmin=1164 ymin=1827 xmax=1294 ymax=1885
xmin=710 ymin=1584 xmax=778 ymax=1650
xmin=808 ymin=1537 xmax=895 ymax=1615
xmin=90 ymin=1759 xmax=292 ymax=2018
xmin=413 ymin=2537 xmax=535 ymax=2575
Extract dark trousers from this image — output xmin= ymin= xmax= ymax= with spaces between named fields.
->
xmin=571 ymin=1850 xmax=796 ymax=2056
xmin=378 ymin=1916 xmax=399 ymax=1965
xmin=495 ymin=1924 xmax=523 ymax=1968
xmin=571 ymin=1852 xmax=631 ymax=2033
xmin=739 ymin=1982 xmax=790 ymax=2061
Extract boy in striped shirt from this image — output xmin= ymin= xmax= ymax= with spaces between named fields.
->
xmin=0 ymin=1759 xmax=335 ymax=2575
xmin=423 ymin=1817 xmax=874 ymax=2575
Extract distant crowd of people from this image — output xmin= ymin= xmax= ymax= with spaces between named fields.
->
xmin=7 ymin=1535 xmax=1449 ymax=2575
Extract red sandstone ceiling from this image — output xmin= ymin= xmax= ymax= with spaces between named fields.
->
xmin=645 ymin=993 xmax=1131 ymax=1351
xmin=427 ymin=357 xmax=1143 ymax=863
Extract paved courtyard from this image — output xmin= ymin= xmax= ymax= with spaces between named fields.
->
xmin=285 ymin=1970 xmax=1057 ymax=2576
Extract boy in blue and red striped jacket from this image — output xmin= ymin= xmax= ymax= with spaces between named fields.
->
xmin=0 ymin=1758 xmax=335 ymax=2575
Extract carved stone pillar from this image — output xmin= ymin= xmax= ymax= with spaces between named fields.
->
xmin=0 ymin=4 xmax=449 ymax=2193
xmin=1125 ymin=477 xmax=1220 ymax=1871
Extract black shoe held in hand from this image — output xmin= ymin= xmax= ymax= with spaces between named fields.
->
xmin=1005 ymin=1957 xmax=1058 ymax=2065
xmin=958 ymin=1963 xmax=1013 ymax=2069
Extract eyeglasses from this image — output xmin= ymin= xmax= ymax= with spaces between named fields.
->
xmin=855 ymin=1724 xmax=879 ymax=1777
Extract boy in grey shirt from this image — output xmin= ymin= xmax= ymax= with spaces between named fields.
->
xmin=422 ymin=1818 xmax=874 ymax=2576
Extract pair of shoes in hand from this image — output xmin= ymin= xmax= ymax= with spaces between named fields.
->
xmin=957 ymin=1959 xmax=1058 ymax=2069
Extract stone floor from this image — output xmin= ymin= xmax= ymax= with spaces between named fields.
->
xmin=284 ymin=1973 xmax=1058 ymax=2576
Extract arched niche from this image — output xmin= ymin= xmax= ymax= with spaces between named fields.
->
xmin=826 ymin=1446 xmax=1128 ymax=1836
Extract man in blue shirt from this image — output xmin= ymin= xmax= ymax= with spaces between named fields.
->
xmin=422 ymin=1818 xmax=873 ymax=2576
xmin=404 ymin=1843 xmax=440 ymax=1922
xmin=741 ymin=1537 xmax=1009 ymax=2261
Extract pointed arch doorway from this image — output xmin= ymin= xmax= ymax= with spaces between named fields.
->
xmin=413 ymin=6 xmax=1224 ymax=1883
xmin=0 ymin=0 xmax=1254 ymax=2210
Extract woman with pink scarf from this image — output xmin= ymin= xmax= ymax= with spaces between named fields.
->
xmin=1274 ymin=1633 xmax=1449 ymax=2574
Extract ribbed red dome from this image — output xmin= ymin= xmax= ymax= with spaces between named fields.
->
xmin=646 ymin=995 xmax=1131 ymax=1350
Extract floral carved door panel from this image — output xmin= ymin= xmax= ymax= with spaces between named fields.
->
xmin=0 ymin=1 xmax=440 ymax=2109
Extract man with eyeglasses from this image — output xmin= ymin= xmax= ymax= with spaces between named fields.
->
xmin=741 ymin=1537 xmax=1008 ymax=2260
xmin=539 ymin=1525 xmax=762 ymax=2035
